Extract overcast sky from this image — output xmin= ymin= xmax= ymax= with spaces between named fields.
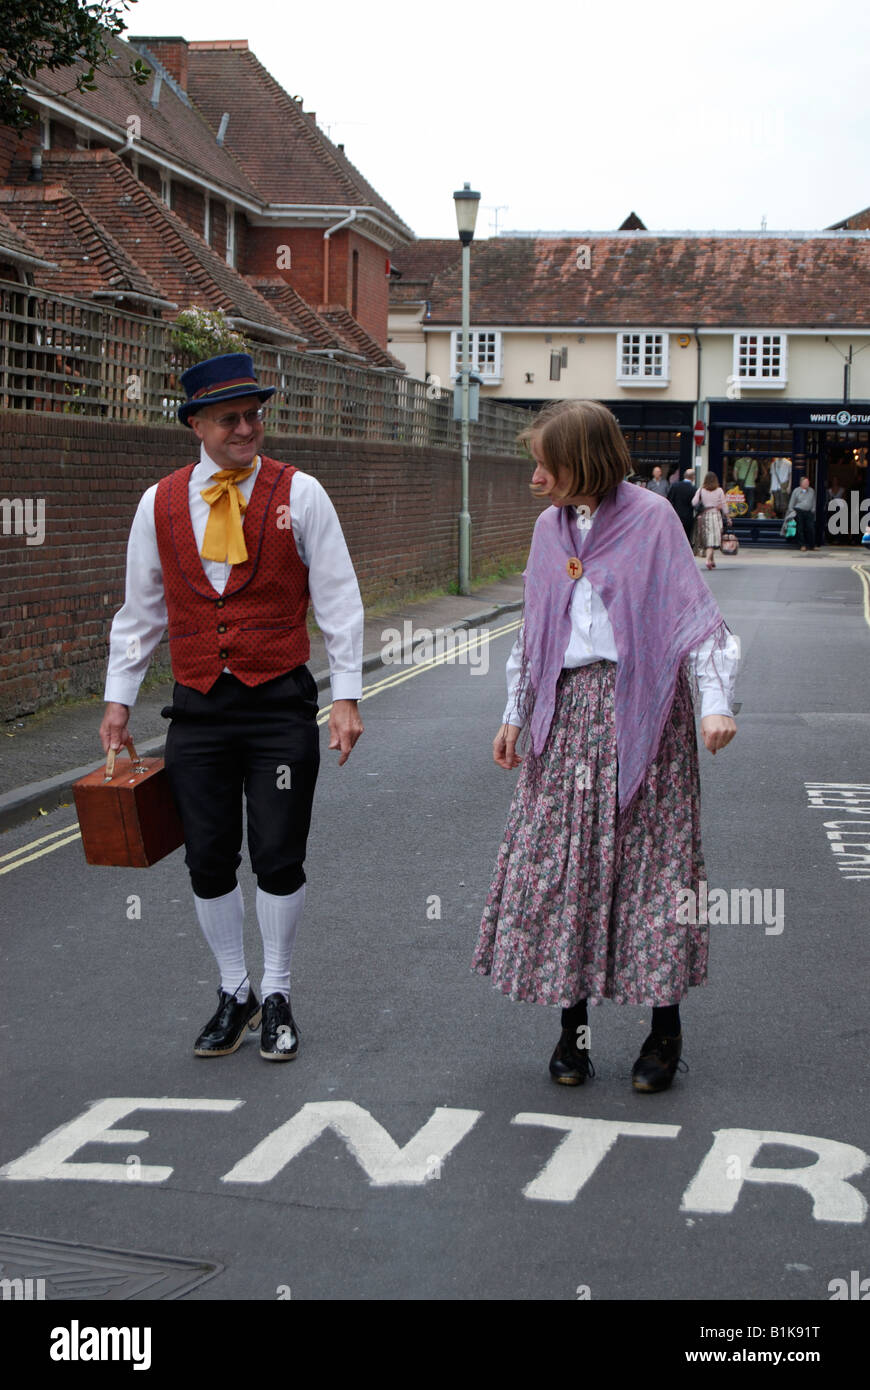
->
xmin=122 ymin=0 xmax=869 ymax=239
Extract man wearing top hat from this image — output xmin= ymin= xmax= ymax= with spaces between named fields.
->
xmin=99 ymin=353 xmax=364 ymax=1060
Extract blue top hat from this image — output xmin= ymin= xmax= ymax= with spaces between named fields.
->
xmin=178 ymin=352 xmax=276 ymax=427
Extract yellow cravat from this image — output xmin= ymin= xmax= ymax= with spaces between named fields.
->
xmin=200 ymin=466 xmax=256 ymax=565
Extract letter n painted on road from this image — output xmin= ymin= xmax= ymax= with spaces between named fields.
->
xmin=221 ymin=1102 xmax=481 ymax=1186
xmin=0 ymin=1098 xmax=242 ymax=1183
xmin=512 ymin=1115 xmax=681 ymax=1202
xmin=680 ymin=1128 xmax=869 ymax=1223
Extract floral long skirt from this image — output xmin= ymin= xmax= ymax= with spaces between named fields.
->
xmin=471 ymin=661 xmax=708 ymax=1007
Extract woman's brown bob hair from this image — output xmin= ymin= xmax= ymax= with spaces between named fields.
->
xmin=518 ymin=399 xmax=632 ymax=501
xmin=702 ymin=471 xmax=718 ymax=490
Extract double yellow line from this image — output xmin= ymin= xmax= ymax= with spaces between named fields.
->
xmin=852 ymin=563 xmax=870 ymax=631
xmin=0 ymin=822 xmax=83 ymax=876
xmin=1 ymin=617 xmax=523 ymax=875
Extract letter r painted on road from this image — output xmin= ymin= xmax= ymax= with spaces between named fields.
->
xmin=0 ymin=1098 xmax=242 ymax=1184
xmin=680 ymin=1128 xmax=869 ymax=1223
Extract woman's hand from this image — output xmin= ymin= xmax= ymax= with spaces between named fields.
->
xmin=493 ymin=723 xmax=523 ymax=770
xmin=700 ymin=714 xmax=737 ymax=755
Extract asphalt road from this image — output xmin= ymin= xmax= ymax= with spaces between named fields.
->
xmin=1 ymin=560 xmax=868 ymax=1309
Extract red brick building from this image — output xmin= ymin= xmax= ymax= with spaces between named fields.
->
xmin=0 ymin=31 xmax=413 ymax=366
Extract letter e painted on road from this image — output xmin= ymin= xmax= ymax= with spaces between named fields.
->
xmin=0 ymin=1098 xmax=242 ymax=1183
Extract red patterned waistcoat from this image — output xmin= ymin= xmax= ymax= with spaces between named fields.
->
xmin=154 ymin=455 xmax=310 ymax=692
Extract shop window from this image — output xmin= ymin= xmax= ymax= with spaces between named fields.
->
xmin=617 ymin=332 xmax=669 ymax=385
xmin=733 ymin=333 xmax=787 ymax=386
xmin=450 ymin=330 xmax=503 ymax=384
xmin=723 ymin=428 xmax=795 ymax=518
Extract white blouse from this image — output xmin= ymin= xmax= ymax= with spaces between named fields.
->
xmin=502 ymin=509 xmax=739 ymax=726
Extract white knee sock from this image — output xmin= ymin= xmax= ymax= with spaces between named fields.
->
xmin=257 ymin=884 xmax=305 ymax=1001
xmin=193 ymin=885 xmax=249 ymax=1002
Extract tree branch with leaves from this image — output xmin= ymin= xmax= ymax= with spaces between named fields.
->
xmin=0 ymin=0 xmax=150 ymax=130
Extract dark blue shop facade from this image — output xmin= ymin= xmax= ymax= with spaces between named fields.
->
xmin=707 ymin=399 xmax=870 ymax=543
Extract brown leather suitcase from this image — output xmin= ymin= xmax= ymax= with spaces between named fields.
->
xmin=73 ymin=742 xmax=185 ymax=867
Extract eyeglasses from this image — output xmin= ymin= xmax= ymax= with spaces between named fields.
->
xmin=212 ymin=407 xmax=264 ymax=431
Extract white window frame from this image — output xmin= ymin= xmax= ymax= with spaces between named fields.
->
xmin=733 ymin=332 xmax=788 ymax=388
xmin=225 ymin=205 xmax=235 ymax=267
xmin=203 ymin=192 xmax=211 ymax=246
xmin=450 ymin=329 xmax=503 ymax=384
xmin=160 ymin=171 xmax=172 ymax=208
xmin=616 ymin=331 xmax=670 ymax=386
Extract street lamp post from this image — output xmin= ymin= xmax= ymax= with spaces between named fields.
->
xmin=454 ymin=182 xmax=480 ymax=596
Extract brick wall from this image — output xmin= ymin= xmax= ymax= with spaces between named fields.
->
xmin=0 ymin=411 xmax=539 ymax=718
xmin=241 ymin=226 xmax=389 ymax=344
xmin=171 ymin=181 xmax=205 ymax=238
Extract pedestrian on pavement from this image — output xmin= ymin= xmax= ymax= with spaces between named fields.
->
xmin=787 ymin=476 xmax=817 ymax=551
xmin=692 ymin=471 xmax=731 ymax=569
xmin=647 ymin=465 xmax=669 ymax=497
xmin=99 ymin=353 xmax=364 ymax=1062
xmin=667 ymin=468 xmax=697 ymax=543
xmin=472 ymin=400 xmax=738 ymax=1094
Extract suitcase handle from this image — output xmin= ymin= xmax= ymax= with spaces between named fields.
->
xmin=104 ymin=741 xmax=147 ymax=781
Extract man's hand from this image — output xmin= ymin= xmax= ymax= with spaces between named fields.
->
xmin=328 ymin=698 xmax=364 ymax=766
xmin=493 ymin=723 xmax=523 ymax=770
xmin=700 ymin=714 xmax=737 ymax=755
xmin=99 ymin=701 xmax=133 ymax=755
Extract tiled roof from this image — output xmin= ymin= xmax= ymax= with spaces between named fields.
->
xmin=0 ymin=207 xmax=57 ymax=270
xmin=828 ymin=205 xmax=870 ymax=230
xmin=250 ymin=278 xmax=336 ymax=348
xmin=29 ymin=32 xmax=260 ymax=203
xmin=394 ymin=236 xmax=870 ymax=328
xmin=251 ymin=278 xmax=405 ymax=368
xmin=34 ymin=150 xmax=295 ymax=334
xmin=184 ymin=45 xmax=412 ymax=238
xmin=317 ymin=305 xmax=405 ymax=369
xmin=0 ymin=185 xmax=167 ymax=302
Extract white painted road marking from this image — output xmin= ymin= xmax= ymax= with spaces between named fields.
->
xmin=680 ymin=1128 xmax=869 ymax=1224
xmin=221 ymin=1101 xmax=482 ymax=1186
xmin=0 ymin=1098 xmax=242 ymax=1183
xmin=512 ymin=1115 xmax=680 ymax=1202
xmin=2 ymin=1099 xmax=867 ymax=1223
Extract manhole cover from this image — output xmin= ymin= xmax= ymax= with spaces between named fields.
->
xmin=0 ymin=1233 xmax=221 ymax=1300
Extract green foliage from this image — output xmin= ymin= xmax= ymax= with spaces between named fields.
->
xmin=169 ymin=307 xmax=248 ymax=362
xmin=0 ymin=1 xmax=150 ymax=130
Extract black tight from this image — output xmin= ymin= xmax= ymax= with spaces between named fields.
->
xmin=561 ymin=999 xmax=681 ymax=1036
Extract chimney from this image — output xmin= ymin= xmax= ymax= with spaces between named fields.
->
xmin=128 ymin=37 xmax=190 ymax=90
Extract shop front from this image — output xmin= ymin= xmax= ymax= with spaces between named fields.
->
xmin=707 ymin=401 xmax=870 ymax=544
xmin=606 ymin=401 xmax=695 ymax=483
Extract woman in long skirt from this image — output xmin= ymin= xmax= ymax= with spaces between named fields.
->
xmin=472 ymin=401 xmax=738 ymax=1093
xmin=692 ymin=470 xmax=731 ymax=569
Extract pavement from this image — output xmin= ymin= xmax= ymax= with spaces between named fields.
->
xmin=1 ymin=543 xmax=866 ymax=833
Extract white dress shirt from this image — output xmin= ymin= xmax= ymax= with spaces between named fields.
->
xmin=104 ymin=446 xmax=364 ymax=706
xmin=502 ymin=508 xmax=739 ymax=726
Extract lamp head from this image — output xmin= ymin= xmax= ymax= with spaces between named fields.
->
xmin=454 ymin=182 xmax=481 ymax=245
